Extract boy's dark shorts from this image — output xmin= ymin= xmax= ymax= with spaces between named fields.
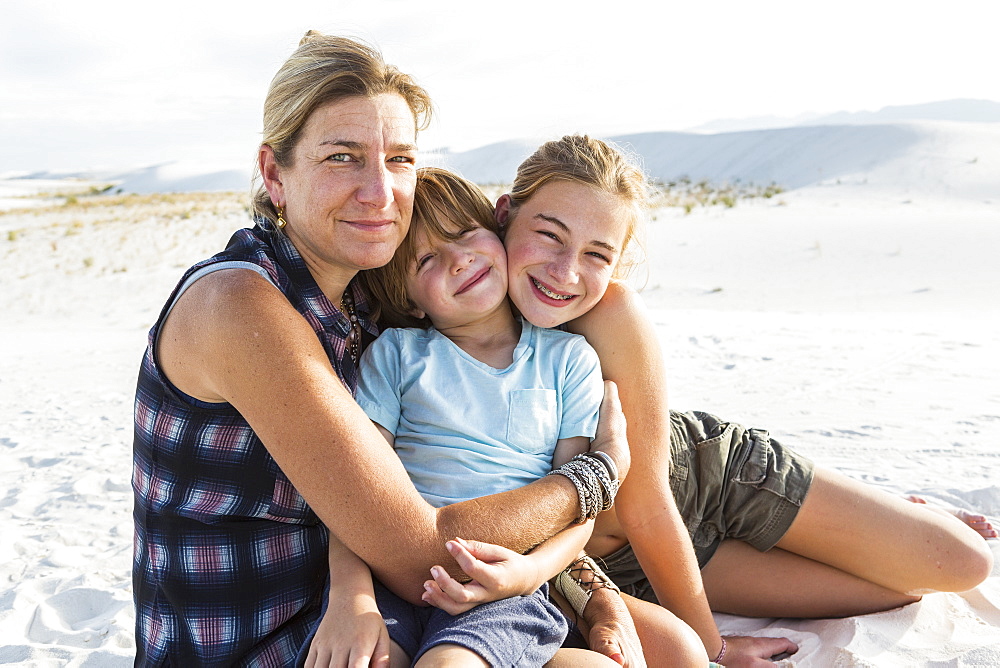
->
xmin=376 ymin=580 xmax=567 ymax=667
xmin=597 ymin=410 xmax=815 ymax=604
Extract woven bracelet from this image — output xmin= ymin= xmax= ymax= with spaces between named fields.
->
xmin=547 ymin=465 xmax=592 ymax=523
xmin=571 ymin=454 xmax=619 ymax=511
xmin=714 ymin=637 xmax=727 ymax=663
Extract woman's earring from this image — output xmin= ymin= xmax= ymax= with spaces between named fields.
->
xmin=276 ymin=206 xmax=287 ymax=229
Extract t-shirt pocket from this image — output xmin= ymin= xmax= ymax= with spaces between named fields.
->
xmin=506 ymin=389 xmax=558 ymax=454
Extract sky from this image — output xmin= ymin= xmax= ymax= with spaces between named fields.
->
xmin=2 ymin=0 xmax=998 ymax=174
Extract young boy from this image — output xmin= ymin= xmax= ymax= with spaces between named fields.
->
xmin=304 ymin=167 xmax=609 ymax=667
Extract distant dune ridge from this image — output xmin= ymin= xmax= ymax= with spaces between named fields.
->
xmin=689 ymin=98 xmax=1000 ymax=133
xmin=435 ymin=100 xmax=1000 ymax=198
xmin=2 ymin=98 xmax=998 ymax=200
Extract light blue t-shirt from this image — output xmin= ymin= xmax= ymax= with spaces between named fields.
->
xmin=356 ymin=320 xmax=603 ymax=507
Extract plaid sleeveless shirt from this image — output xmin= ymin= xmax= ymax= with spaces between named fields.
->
xmin=132 ymin=222 xmax=377 ymax=666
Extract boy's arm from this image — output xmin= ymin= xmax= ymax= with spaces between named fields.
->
xmin=304 ymin=532 xmax=390 ymax=667
xmin=421 ymin=520 xmax=594 ymax=616
xmin=552 ymin=435 xmax=589 ymax=468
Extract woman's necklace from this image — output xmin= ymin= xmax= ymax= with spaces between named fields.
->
xmin=340 ymin=288 xmax=361 ymax=365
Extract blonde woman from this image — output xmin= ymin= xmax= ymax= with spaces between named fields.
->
xmin=132 ymin=38 xmax=635 ymax=666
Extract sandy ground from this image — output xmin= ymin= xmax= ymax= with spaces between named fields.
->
xmin=0 ymin=186 xmax=998 ymax=666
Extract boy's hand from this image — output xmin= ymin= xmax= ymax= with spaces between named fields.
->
xmin=421 ymin=538 xmax=539 ymax=615
xmin=304 ymin=593 xmax=390 ymax=668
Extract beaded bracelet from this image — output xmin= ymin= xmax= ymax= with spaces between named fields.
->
xmin=583 ymin=450 xmax=618 ymax=482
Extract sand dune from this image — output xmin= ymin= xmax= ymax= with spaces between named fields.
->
xmin=5 ymin=100 xmax=999 ymax=202
xmin=439 ymin=120 xmax=1000 ymax=199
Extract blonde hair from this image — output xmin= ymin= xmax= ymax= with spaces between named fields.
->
xmin=361 ymin=167 xmax=499 ymax=329
xmin=508 ymin=134 xmax=649 ymax=279
xmin=251 ymin=31 xmax=433 ymax=222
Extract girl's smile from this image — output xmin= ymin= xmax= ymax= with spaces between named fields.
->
xmin=500 ymin=181 xmax=631 ymax=329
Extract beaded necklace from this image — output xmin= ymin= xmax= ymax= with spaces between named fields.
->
xmin=340 ymin=288 xmax=361 ymax=365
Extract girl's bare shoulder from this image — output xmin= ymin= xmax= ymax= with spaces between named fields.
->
xmin=569 ymin=281 xmax=650 ymax=338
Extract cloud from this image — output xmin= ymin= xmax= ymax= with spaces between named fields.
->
xmin=0 ymin=4 xmax=104 ymax=81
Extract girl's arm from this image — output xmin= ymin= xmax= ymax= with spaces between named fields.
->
xmin=157 ymin=270 xmax=630 ymax=604
xmin=567 ymin=282 xmax=724 ymax=658
xmin=304 ymin=533 xmax=390 ymax=668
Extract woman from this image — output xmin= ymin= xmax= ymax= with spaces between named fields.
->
xmin=132 ymin=33 xmax=637 ymax=666
xmin=491 ymin=135 xmax=995 ymax=664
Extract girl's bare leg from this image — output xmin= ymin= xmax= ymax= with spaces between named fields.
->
xmin=777 ymin=468 xmax=993 ymax=596
xmin=389 ymin=639 xmax=411 ymax=667
xmin=702 ymin=539 xmax=920 ymax=618
xmin=619 ymin=594 xmax=710 ymax=667
xmin=703 ymin=467 xmax=993 ymax=616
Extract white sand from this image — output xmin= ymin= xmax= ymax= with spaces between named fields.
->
xmin=1 ymin=179 xmax=998 ymax=665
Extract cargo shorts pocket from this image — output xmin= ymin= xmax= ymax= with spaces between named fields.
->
xmin=733 ymin=428 xmax=771 ymax=487
xmin=507 ymin=389 xmax=558 ymax=454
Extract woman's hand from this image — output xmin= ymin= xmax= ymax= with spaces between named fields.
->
xmin=304 ymin=593 xmax=391 ymax=668
xmin=715 ymin=635 xmax=799 ymax=667
xmin=580 ymin=587 xmax=646 ymax=668
xmin=589 ymin=381 xmax=631 ymax=480
xmin=421 ymin=538 xmax=541 ymax=615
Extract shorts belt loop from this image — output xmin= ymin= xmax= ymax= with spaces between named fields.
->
xmin=749 ymin=428 xmax=770 ymax=448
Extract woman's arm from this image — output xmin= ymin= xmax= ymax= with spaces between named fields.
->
xmin=157 ymin=270 xmax=629 ymax=604
xmin=567 ymin=282 xmax=723 ymax=657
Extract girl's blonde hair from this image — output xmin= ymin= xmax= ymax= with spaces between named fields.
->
xmin=361 ymin=167 xmax=499 ymax=329
xmin=251 ymin=31 xmax=433 ymax=223
xmin=508 ymin=134 xmax=649 ymax=279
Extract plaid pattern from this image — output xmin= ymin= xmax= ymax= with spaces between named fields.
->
xmin=132 ymin=223 xmax=377 ymax=666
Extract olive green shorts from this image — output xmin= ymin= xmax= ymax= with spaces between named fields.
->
xmin=596 ymin=410 xmax=815 ymax=604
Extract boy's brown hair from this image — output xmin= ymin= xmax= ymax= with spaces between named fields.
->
xmin=361 ymin=167 xmax=499 ymax=329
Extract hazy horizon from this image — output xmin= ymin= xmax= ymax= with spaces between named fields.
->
xmin=3 ymin=0 xmax=998 ymax=174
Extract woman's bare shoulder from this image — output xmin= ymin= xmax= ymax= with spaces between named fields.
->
xmin=158 ymin=268 xmax=314 ymax=402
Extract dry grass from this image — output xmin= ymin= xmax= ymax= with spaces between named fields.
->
xmin=476 ymin=180 xmax=785 ymax=216
xmin=0 ymin=190 xmax=247 ymax=219
xmin=650 ymin=178 xmax=784 ymax=214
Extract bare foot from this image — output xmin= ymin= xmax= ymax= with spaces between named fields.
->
xmin=906 ymin=495 xmax=999 ymax=540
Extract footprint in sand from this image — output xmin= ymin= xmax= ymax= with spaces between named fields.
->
xmin=26 ymin=587 xmax=128 ymax=648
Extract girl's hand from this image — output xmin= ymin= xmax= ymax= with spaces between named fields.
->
xmin=715 ymin=635 xmax=799 ymax=667
xmin=421 ymin=537 xmax=540 ymax=615
xmin=589 ymin=381 xmax=631 ymax=480
xmin=304 ymin=593 xmax=391 ymax=668
xmin=581 ymin=587 xmax=646 ymax=668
